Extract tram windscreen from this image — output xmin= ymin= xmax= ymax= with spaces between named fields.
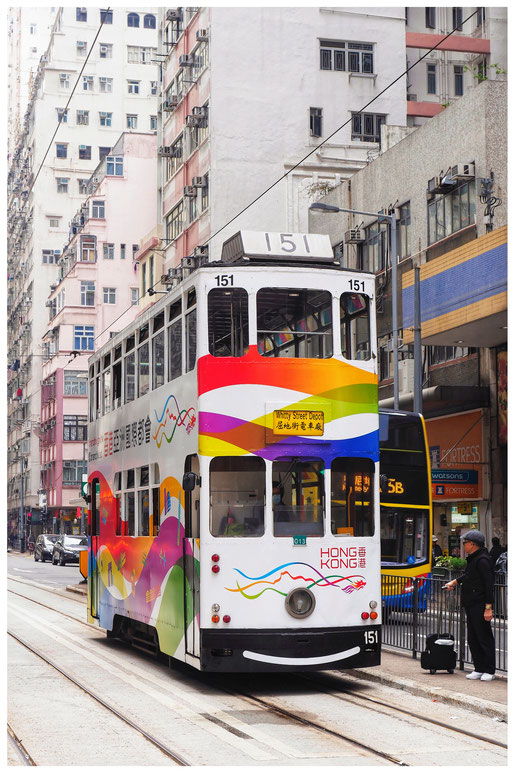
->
xmin=210 ymin=457 xmax=265 ymax=537
xmin=272 ymin=459 xmax=324 ymax=537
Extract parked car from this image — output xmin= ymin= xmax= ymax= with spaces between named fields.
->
xmin=52 ymin=535 xmax=88 ymax=566
xmin=34 ymin=534 xmax=58 ymax=562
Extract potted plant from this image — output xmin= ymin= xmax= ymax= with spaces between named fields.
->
xmin=432 ymin=555 xmax=467 ymax=579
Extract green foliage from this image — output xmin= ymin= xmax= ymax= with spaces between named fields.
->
xmin=463 ymin=63 xmax=507 ymax=83
xmin=436 ymin=555 xmax=467 ymax=571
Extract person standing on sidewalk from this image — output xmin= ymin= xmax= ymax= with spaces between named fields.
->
xmin=444 ymin=529 xmax=496 ymax=681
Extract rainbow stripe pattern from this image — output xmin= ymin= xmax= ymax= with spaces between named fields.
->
xmin=225 ymin=561 xmax=366 ymax=599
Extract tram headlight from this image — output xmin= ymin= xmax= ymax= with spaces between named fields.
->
xmin=211 ymin=603 xmax=220 ymax=613
xmin=369 ymin=600 xmax=378 ymax=609
xmin=285 ymin=587 xmax=316 ymax=619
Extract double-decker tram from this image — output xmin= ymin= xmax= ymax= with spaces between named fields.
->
xmin=379 ymin=408 xmax=433 ymax=614
xmin=86 ymin=230 xmax=382 ymax=672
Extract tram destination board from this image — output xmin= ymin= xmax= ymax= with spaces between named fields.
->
xmin=273 ymin=409 xmax=324 ymax=436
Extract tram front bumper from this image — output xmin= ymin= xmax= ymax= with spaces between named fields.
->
xmin=200 ymin=625 xmax=381 ymax=672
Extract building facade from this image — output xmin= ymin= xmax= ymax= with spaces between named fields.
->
xmin=308 ymin=79 xmax=507 ymax=550
xmin=7 ymin=7 xmax=158 ymax=542
xmin=156 ymin=6 xmax=409 ymax=277
xmin=39 ymin=132 xmax=157 ymax=535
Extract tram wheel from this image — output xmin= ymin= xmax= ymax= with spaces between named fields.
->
xmin=430 ymin=669 xmax=436 ymax=674
xmin=447 ymin=669 xmax=454 ymax=674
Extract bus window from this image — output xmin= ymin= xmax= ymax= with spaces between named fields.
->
xmin=331 ymin=458 xmax=374 ymax=536
xmin=340 ymin=293 xmax=370 ymax=361
xmin=125 ymin=351 xmax=135 ymax=403
xmin=186 ymin=309 xmax=197 ymax=372
xmin=138 ymin=341 xmax=150 ymax=396
xmin=272 ymin=459 xmax=324 ymax=537
xmin=152 ymin=329 xmax=165 ymax=389
xmin=257 ymin=288 xmax=332 ymax=358
xmin=168 ymin=317 xmax=182 ymax=381
xmin=380 ymin=507 xmax=429 ymax=566
xmin=208 ymin=288 xmax=249 ymax=357
xmin=210 ymin=457 xmax=265 ymax=537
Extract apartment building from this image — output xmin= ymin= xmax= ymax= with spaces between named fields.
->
xmin=405 ymin=6 xmax=507 ymax=125
xmin=308 ymin=79 xmax=507 ymax=549
xmin=7 ymin=7 xmax=158 ymax=541
xmin=156 ymin=6 xmax=409 ymax=278
xmin=38 ymin=133 xmax=157 ymax=534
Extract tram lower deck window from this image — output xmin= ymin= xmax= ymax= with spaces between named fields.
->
xmin=331 ymin=458 xmax=374 ymax=536
xmin=272 ymin=459 xmax=324 ymax=537
xmin=210 ymin=457 xmax=265 ymax=537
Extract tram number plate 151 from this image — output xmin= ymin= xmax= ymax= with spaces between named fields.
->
xmin=293 ymin=535 xmax=307 ymax=546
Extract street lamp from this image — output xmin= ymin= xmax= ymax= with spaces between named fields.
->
xmin=310 ymin=201 xmax=399 ymax=409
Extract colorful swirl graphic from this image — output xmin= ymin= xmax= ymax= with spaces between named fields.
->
xmin=153 ymin=393 xmax=196 ymax=447
xmin=225 ymin=561 xmax=366 ymax=599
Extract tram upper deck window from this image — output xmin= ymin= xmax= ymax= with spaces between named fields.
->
xmin=340 ymin=293 xmax=371 ymax=360
xmin=210 ymin=457 xmax=265 ymax=537
xmin=331 ymin=457 xmax=374 ymax=536
xmin=272 ymin=459 xmax=324 ymax=536
xmin=208 ymin=288 xmax=249 ymax=357
xmin=113 ymin=347 xmax=122 ymax=409
xmin=257 ymin=288 xmax=332 ymax=358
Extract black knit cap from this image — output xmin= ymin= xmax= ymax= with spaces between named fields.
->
xmin=461 ymin=529 xmax=485 ymax=547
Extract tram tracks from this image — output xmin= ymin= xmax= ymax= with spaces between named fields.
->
xmin=7 ymin=629 xmax=190 ymax=767
xmin=7 ymin=724 xmax=36 ymax=766
xmin=299 ymin=672 xmax=508 ymax=749
xmin=8 ymin=581 xmax=507 ymax=766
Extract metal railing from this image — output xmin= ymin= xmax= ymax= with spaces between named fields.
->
xmin=382 ymin=574 xmax=507 ymax=673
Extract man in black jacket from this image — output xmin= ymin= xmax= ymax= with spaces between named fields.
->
xmin=444 ymin=529 xmax=495 ymax=680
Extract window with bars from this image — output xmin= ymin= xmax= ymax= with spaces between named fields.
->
xmin=427 ymin=180 xmax=476 ymax=245
xmin=64 ymin=371 xmax=88 ymax=396
xmin=319 ymin=39 xmax=373 ymax=73
xmin=63 ymin=415 xmax=88 ymax=441
xmin=351 ymin=112 xmax=385 ymax=143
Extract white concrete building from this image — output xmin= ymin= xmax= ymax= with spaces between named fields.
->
xmin=158 ymin=6 xmax=409 ymax=275
xmin=405 ymin=6 xmax=507 ymax=126
xmin=7 ymin=7 xmax=159 ymax=538
xmin=7 ymin=7 xmax=58 ymax=161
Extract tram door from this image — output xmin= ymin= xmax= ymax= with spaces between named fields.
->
xmin=89 ymin=478 xmax=101 ymax=619
xmin=183 ymin=455 xmax=200 ymax=659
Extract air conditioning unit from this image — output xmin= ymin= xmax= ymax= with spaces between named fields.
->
xmin=407 ymin=94 xmax=418 ymax=101
xmin=100 ymin=46 xmax=108 ymax=54
xmin=181 ymin=256 xmax=196 ymax=269
xmin=166 ymin=9 xmax=183 ymax=22
xmin=398 ymin=359 xmax=415 ymax=395
xmin=427 ymin=176 xmax=441 ymax=194
xmin=40 ymin=55 xmax=48 ymax=63
xmin=185 ymin=114 xmax=199 ymax=127
xmin=77 ymin=41 xmax=86 ymax=49
xmin=192 ymin=175 xmax=206 ymax=187
xmin=179 ymin=54 xmax=197 ymax=67
xmin=183 ymin=185 xmax=196 ymax=197
xmin=54 ymin=250 xmax=61 ymax=255
xmin=158 ymin=145 xmax=173 ymax=156
xmin=50 ymin=282 xmax=58 ymax=290
xmin=191 ymin=105 xmax=207 ymax=117
xmin=345 ymin=228 xmax=364 ymax=244
xmin=163 ymin=95 xmax=180 ymax=110
xmin=196 ymin=28 xmax=209 ymax=41
xmin=450 ymin=162 xmax=475 ymax=180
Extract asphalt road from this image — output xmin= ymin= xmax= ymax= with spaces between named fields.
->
xmin=7 ymin=551 xmax=84 ymax=590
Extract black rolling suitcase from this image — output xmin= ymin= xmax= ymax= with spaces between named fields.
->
xmin=421 ymin=588 xmax=457 ymax=674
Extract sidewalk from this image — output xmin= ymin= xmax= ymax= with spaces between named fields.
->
xmin=350 ymin=646 xmax=507 ymax=721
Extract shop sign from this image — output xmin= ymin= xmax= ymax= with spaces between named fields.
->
xmin=426 ymin=410 xmax=483 ymax=501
